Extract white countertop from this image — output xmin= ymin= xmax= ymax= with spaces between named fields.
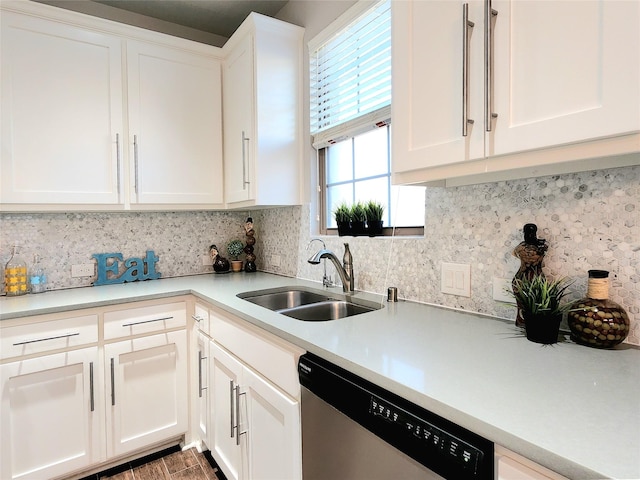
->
xmin=1 ymin=273 xmax=639 ymax=480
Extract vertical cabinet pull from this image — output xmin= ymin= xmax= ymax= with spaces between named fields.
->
xmin=241 ymin=131 xmax=250 ymax=189
xmin=115 ymin=133 xmax=121 ymax=196
xmin=133 ymin=134 xmax=140 ymax=194
xmin=110 ymin=357 xmax=116 ymax=406
xmin=89 ymin=361 xmax=95 ymax=412
xmin=484 ymin=0 xmax=498 ymax=131
xmin=229 ymin=380 xmax=247 ymax=444
xmin=230 ymin=380 xmax=236 ymax=438
xmin=462 ymin=3 xmax=475 ymax=136
xmin=198 ymin=351 xmax=207 ymax=398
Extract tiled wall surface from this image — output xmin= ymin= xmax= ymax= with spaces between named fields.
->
xmin=1 ymin=165 xmax=638 ymax=345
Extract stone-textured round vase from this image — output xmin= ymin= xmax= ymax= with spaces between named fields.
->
xmin=524 ymin=313 xmax=562 ymax=344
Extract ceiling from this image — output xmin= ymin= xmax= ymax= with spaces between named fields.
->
xmin=35 ymin=0 xmax=290 ymax=45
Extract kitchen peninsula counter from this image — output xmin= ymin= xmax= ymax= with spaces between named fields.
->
xmin=1 ymin=272 xmax=638 ymax=480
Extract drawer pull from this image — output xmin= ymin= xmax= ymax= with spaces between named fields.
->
xmin=121 ymin=316 xmax=173 ymax=327
xmin=13 ymin=332 xmax=80 ymax=346
xmin=191 ymin=314 xmax=204 ymax=323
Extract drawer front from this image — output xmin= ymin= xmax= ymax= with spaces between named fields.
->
xmin=192 ymin=302 xmax=210 ymax=336
xmin=104 ymin=301 xmax=186 ymax=340
xmin=211 ymin=309 xmax=304 ymax=399
xmin=1 ymin=314 xmax=98 ymax=360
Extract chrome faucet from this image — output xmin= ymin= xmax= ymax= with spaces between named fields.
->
xmin=307 ymin=238 xmax=333 ymax=287
xmin=308 ymin=243 xmax=354 ymax=293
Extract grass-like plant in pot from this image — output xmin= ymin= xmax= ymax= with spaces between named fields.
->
xmin=227 ymin=239 xmax=245 ymax=272
xmin=333 ymin=201 xmax=352 ymax=236
xmin=351 ymin=202 xmax=367 ymax=235
xmin=511 ymin=274 xmax=573 ymax=344
xmin=365 ymin=200 xmax=384 ymax=236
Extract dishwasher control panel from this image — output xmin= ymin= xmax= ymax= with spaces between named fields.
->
xmin=370 ymin=396 xmax=483 ymax=474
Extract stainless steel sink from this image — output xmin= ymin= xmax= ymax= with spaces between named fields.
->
xmin=237 ymin=286 xmax=381 ymax=321
xmin=279 ymin=300 xmax=375 ymax=321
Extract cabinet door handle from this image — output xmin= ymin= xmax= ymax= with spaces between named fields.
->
xmin=116 ymin=133 xmax=121 ymax=196
xmin=110 ymin=357 xmax=116 ymax=406
xmin=12 ymin=332 xmax=80 ymax=346
xmin=133 ymin=134 xmax=140 ymax=194
xmin=235 ymin=387 xmax=247 ymax=446
xmin=230 ymin=380 xmax=236 ymax=439
xmin=191 ymin=314 xmax=204 ymax=323
xmin=484 ymin=0 xmax=498 ymax=131
xmin=121 ymin=316 xmax=173 ymax=327
xmin=462 ymin=3 xmax=475 ymax=137
xmin=89 ymin=361 xmax=95 ymax=412
xmin=198 ymin=351 xmax=207 ymax=398
xmin=241 ymin=131 xmax=250 ymax=189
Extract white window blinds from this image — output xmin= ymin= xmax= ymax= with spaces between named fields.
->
xmin=310 ymin=0 xmax=391 ymax=148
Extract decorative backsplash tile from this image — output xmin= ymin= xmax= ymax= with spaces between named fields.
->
xmin=1 ymin=165 xmax=638 ymax=346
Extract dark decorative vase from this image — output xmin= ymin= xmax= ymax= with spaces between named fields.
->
xmin=367 ymin=220 xmax=383 ymax=236
xmin=524 ymin=313 xmax=562 ymax=344
xmin=567 ymin=270 xmax=630 ymax=348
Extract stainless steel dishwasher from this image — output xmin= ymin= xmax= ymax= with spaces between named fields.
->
xmin=298 ymin=353 xmax=493 ymax=480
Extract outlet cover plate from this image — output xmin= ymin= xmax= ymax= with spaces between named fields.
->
xmin=493 ymin=277 xmax=516 ymax=303
xmin=71 ymin=263 xmax=94 ymax=277
xmin=441 ymin=263 xmax=471 ymax=297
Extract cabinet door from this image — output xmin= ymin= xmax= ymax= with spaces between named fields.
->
xmin=392 ymin=0 xmax=485 ymax=175
xmin=490 ymin=0 xmax=640 ymax=156
xmin=195 ymin=332 xmax=211 ymax=449
xmin=104 ymin=330 xmax=188 ymax=458
xmin=210 ymin=342 xmax=244 ymax=480
xmin=0 ymin=12 xmax=123 ymax=205
xmin=0 ymin=347 xmax=104 ymax=480
xmin=243 ymin=366 xmax=302 ymax=480
xmin=127 ymin=40 xmax=223 ymax=205
xmin=223 ymin=33 xmax=255 ymax=204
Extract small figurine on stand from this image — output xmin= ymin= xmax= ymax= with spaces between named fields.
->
xmin=512 ymin=223 xmax=548 ymax=327
xmin=209 ymin=244 xmax=230 ymax=273
xmin=244 ymin=217 xmax=257 ymax=273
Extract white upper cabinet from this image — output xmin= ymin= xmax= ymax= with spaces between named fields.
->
xmin=222 ymin=14 xmax=304 ymax=208
xmin=0 ymin=10 xmax=123 ymax=206
xmin=126 ymin=41 xmax=223 ymax=206
xmin=392 ymin=0 xmax=640 ymax=186
xmin=0 ymin=1 xmax=224 ymax=211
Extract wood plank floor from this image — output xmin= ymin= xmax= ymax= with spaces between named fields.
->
xmin=80 ymin=446 xmax=223 ymax=480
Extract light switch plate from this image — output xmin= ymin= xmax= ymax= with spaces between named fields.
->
xmin=493 ymin=277 xmax=516 ymax=303
xmin=441 ymin=263 xmax=471 ymax=297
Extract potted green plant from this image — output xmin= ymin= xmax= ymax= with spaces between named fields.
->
xmin=511 ymin=274 xmax=573 ymax=344
xmin=365 ymin=200 xmax=384 ymax=236
xmin=351 ymin=202 xmax=367 ymax=235
xmin=333 ymin=202 xmax=352 ymax=236
xmin=227 ymin=239 xmax=244 ymax=272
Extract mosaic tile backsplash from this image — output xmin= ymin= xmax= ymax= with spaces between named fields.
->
xmin=1 ymin=165 xmax=638 ymax=346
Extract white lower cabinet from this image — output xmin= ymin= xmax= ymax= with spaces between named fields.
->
xmin=104 ymin=330 xmax=188 ymax=458
xmin=206 ymin=306 xmax=303 ymax=480
xmin=210 ymin=342 xmax=302 ymax=480
xmin=0 ymin=347 xmax=104 ymax=480
xmin=195 ymin=331 xmax=211 ymax=449
xmin=496 ymin=446 xmax=568 ymax=480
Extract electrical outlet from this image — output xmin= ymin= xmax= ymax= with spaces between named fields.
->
xmin=202 ymin=255 xmax=213 ymax=266
xmin=271 ymin=254 xmax=281 ymax=267
xmin=71 ymin=263 xmax=94 ymax=277
xmin=493 ymin=277 xmax=515 ymax=303
xmin=441 ymin=262 xmax=471 ymax=297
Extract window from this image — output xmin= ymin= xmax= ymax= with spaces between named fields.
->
xmin=310 ymin=0 xmax=425 ymax=234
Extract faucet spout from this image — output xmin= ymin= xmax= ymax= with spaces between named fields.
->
xmin=307 ymin=244 xmax=354 ymax=293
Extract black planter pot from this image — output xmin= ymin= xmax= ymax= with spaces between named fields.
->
xmin=367 ymin=220 xmax=384 ymax=236
xmin=524 ymin=313 xmax=562 ymax=344
xmin=337 ymin=221 xmax=351 ymax=236
xmin=350 ymin=221 xmax=366 ymax=236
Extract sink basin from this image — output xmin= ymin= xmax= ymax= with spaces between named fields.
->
xmin=238 ymin=288 xmax=330 ymax=310
xmin=237 ymin=286 xmax=381 ymax=321
xmin=280 ymin=300 xmax=375 ymax=321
